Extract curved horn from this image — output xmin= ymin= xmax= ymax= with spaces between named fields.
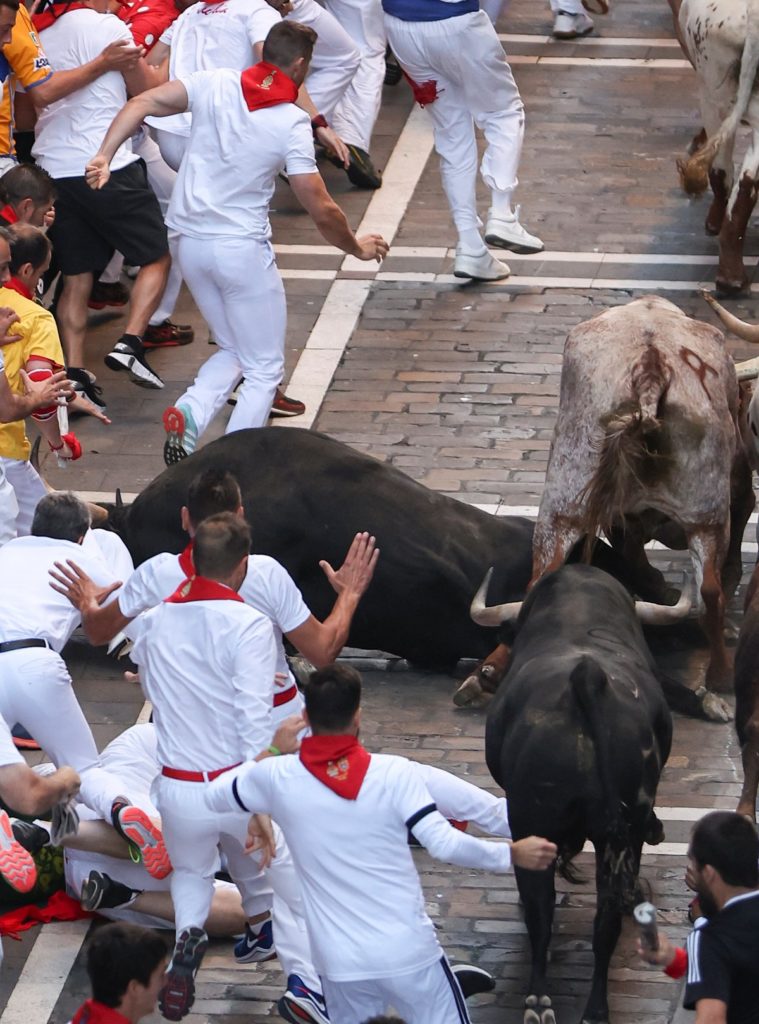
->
xmin=702 ymin=290 xmax=759 ymax=344
xmin=635 ymin=576 xmax=692 ymax=625
xmin=87 ymin=502 xmax=108 ymax=526
xmin=29 ymin=435 xmax=42 ymax=474
xmin=470 ymin=567 xmax=524 ymax=627
xmin=115 ymin=487 xmax=124 ymax=509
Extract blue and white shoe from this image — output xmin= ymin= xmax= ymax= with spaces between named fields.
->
xmin=278 ymin=974 xmax=329 ymax=1024
xmin=163 ymin=404 xmax=198 ymax=466
xmin=234 ymin=918 xmax=276 ymax=964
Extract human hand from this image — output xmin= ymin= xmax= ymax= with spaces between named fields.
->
xmin=320 ymin=531 xmax=379 ymax=598
xmin=55 ymin=766 xmax=82 ymax=801
xmin=0 ymin=307 xmax=21 ymax=346
xmin=85 ymin=155 xmax=112 ymax=191
xmin=637 ymin=931 xmax=674 ymax=967
xmin=271 ymin=714 xmax=306 ymax=754
xmin=315 ymin=125 xmax=349 ymax=168
xmin=19 ymin=368 xmax=73 ymax=406
xmin=245 ymin=813 xmax=277 ymax=867
xmin=49 ymin=559 xmax=122 ymax=611
xmin=67 ymin=390 xmax=111 ymax=424
xmin=353 ymin=233 xmax=389 ymax=263
xmin=510 ymin=836 xmax=558 ymax=871
xmin=99 ymin=39 xmax=145 ymax=72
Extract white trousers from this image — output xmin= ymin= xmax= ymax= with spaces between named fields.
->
xmin=0 ymin=647 xmax=128 ymax=821
xmin=322 ymin=957 xmax=471 ymax=1024
xmin=0 ymin=466 xmax=17 ymax=548
xmin=0 ymin=458 xmax=46 ymax=538
xmin=385 ymin=10 xmax=525 ymax=232
xmin=290 ymin=0 xmax=361 ymax=122
xmin=135 ymin=131 xmax=183 ymax=327
xmin=327 ymin=0 xmax=386 ymax=151
xmin=481 ymin=0 xmax=507 ymax=22
xmin=155 ymin=774 xmax=318 ymax=989
xmin=550 ymin=0 xmax=585 ymax=12
xmin=175 ymin=234 xmax=285 ymax=435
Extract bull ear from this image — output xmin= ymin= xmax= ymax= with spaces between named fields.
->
xmin=115 ymin=488 xmax=124 ymax=509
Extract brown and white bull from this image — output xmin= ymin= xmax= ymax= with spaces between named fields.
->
xmin=677 ymin=0 xmax=759 ymax=295
xmin=531 ymin=295 xmax=753 ymax=693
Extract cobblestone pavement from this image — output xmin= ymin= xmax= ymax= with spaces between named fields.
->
xmin=2 ymin=1 xmax=757 ymax=1022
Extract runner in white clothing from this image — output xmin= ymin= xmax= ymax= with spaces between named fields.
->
xmin=207 ymin=663 xmax=557 ymax=1024
xmin=86 ymin=21 xmax=388 ymax=461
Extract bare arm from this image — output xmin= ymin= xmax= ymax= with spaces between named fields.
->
xmin=146 ymin=39 xmax=170 ymax=68
xmin=49 ymin=559 xmax=129 ymax=645
xmin=0 ymin=367 xmax=71 ymax=422
xmin=694 ymin=1001 xmax=728 ymax=1024
xmin=86 ymin=79 xmax=190 ymax=188
xmin=285 ymin=532 xmax=379 ymax=666
xmin=289 ymin=173 xmax=389 ymax=262
xmin=29 ymin=39 xmax=145 ymax=109
xmin=122 ymin=56 xmax=169 ymax=97
xmin=0 ymin=763 xmax=80 ymax=816
xmin=295 ymin=82 xmax=348 ymax=167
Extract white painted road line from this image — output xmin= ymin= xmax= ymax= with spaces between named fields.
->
xmin=498 ymin=33 xmax=681 ymax=48
xmin=0 ymin=921 xmax=91 ymax=1024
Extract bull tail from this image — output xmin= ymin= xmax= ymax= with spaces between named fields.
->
xmin=580 ymin=345 xmax=672 ymax=558
xmin=679 ymin=2 xmax=759 ymax=195
xmin=570 ymin=657 xmax=638 ymax=904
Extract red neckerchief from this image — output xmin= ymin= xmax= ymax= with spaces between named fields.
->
xmin=299 ymin=735 xmax=371 ymax=800
xmin=3 ymin=276 xmax=33 ymax=300
xmin=177 ymin=540 xmax=195 ymax=578
xmin=0 ymin=205 xmax=17 ymax=224
xmin=32 ymin=2 xmax=90 ymax=31
xmin=240 ymin=62 xmax=298 ymax=112
xmin=165 ymin=574 xmax=244 ymax=604
xmin=72 ymin=1000 xmax=131 ymax=1024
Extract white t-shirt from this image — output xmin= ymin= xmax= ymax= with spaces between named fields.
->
xmin=129 ymin=598 xmax=276 ymax=770
xmin=166 ymin=68 xmax=316 ymax=240
xmin=152 ymin=0 xmax=279 ymax=137
xmin=207 ymin=752 xmax=511 ymax=981
xmin=0 ymin=536 xmax=116 ymax=651
xmin=33 ymin=10 xmax=139 ymax=178
xmin=119 ymin=549 xmax=309 ymax=695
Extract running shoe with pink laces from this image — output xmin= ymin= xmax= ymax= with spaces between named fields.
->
xmin=111 ymin=799 xmax=172 ymax=880
xmin=0 ymin=809 xmax=37 ymax=892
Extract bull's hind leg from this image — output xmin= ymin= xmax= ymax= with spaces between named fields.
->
xmin=516 ymin=863 xmax=557 ymax=1024
xmin=716 ymin=127 xmax=759 ymax=296
xmin=689 ymin=527 xmax=732 ymax=693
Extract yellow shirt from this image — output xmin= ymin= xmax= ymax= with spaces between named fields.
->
xmin=0 ymin=284 xmax=64 ymax=461
xmin=0 ymin=6 xmax=53 ymax=157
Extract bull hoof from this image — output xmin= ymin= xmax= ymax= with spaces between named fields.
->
xmin=453 ymin=676 xmax=486 ymax=707
xmin=715 ymin=275 xmax=750 ymax=298
xmin=723 ymin=617 xmax=740 ymax=641
xmin=695 ymin=686 xmax=733 ymax=722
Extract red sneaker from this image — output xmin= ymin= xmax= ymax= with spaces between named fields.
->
xmin=113 ymin=802 xmax=172 ymax=879
xmin=88 ymin=281 xmax=130 ymax=310
xmin=0 ymin=810 xmax=37 ymax=892
xmin=270 ymin=389 xmax=306 ymax=417
xmin=143 ymin=320 xmax=195 ymax=349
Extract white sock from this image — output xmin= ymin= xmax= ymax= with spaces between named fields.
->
xmin=458 ymin=228 xmax=486 ymax=253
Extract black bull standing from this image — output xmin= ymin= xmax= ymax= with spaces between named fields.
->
xmin=485 ymin=564 xmax=672 ymax=1024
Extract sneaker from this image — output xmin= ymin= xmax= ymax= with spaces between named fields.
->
xmin=104 ymin=337 xmax=164 ymax=390
xmin=159 ymin=927 xmax=208 ymax=1021
xmin=552 ymin=10 xmax=594 ymax=37
xmin=453 ymin=247 xmax=510 ymax=282
xmin=451 ymin=963 xmax=496 ymax=997
xmin=278 ymin=974 xmax=329 ymax=1024
xmin=67 ymin=367 xmax=107 ymax=410
xmin=143 ymin=320 xmax=195 ymax=349
xmin=88 ymin=280 xmax=130 ymax=310
xmin=485 ymin=207 xmax=544 ymax=254
xmin=11 ymin=723 xmax=40 ymax=750
xmin=111 ymin=799 xmax=172 ymax=880
xmin=346 ymin=145 xmax=382 ymax=190
xmin=163 ymin=405 xmax=198 ymax=465
xmin=384 ymin=47 xmax=402 ymax=86
xmin=81 ymin=869 xmax=141 ymax=912
xmin=234 ymin=918 xmax=276 ymax=964
xmin=0 ymin=809 xmax=37 ymax=893
xmin=271 ymin=389 xmax=306 ymax=417
xmin=11 ymin=819 xmax=50 ymax=856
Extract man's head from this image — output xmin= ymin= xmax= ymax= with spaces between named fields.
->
xmin=303 ymin=664 xmax=362 ymax=736
xmin=1 ymin=165 xmax=56 ymax=227
xmin=0 ymin=0 xmax=19 ymax=47
xmin=182 ymin=468 xmax=243 ymax=535
xmin=262 ymin=21 xmax=317 ymax=87
xmin=32 ymin=492 xmax=91 ymax=544
xmin=87 ymin=923 xmax=168 ymax=1022
xmin=192 ymin=511 xmax=251 ymax=588
xmin=9 ymin=224 xmax=52 ymax=292
xmin=0 ymin=225 xmax=12 ymax=284
xmin=686 ymin=811 xmax=759 ymax=917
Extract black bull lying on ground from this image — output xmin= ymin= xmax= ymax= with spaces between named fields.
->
xmin=486 ymin=564 xmax=672 ymax=1024
xmin=95 ymin=428 xmax=725 ymax=719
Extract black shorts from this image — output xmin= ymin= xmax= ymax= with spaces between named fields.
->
xmin=48 ymin=159 xmax=168 ymax=276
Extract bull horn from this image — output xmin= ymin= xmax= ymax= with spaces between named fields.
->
xmin=115 ymin=488 xmax=124 ymax=509
xmin=87 ymin=503 xmax=108 ymax=526
xmin=702 ymin=290 xmax=759 ymax=344
xmin=635 ymin=576 xmax=692 ymax=625
xmin=735 ymin=356 xmax=759 ymax=382
xmin=30 ymin=435 xmax=42 ymax=474
xmin=470 ymin=567 xmax=524 ymax=627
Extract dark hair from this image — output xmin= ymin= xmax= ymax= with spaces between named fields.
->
xmin=0 ymin=164 xmax=56 ymax=208
xmin=262 ymin=20 xmax=317 ymax=68
xmin=304 ymin=664 xmax=362 ymax=733
xmin=186 ymin=469 xmax=241 ymax=528
xmin=9 ymin=224 xmax=51 ymax=274
xmin=32 ymin=492 xmax=91 ymax=543
xmin=88 ymin=923 xmax=168 ymax=1007
xmin=690 ymin=811 xmax=759 ymax=888
xmin=193 ymin=511 xmax=250 ymax=578
xmin=0 ymin=0 xmax=20 ymax=13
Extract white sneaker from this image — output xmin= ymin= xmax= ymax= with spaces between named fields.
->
xmin=453 ymin=247 xmax=510 ymax=282
xmin=552 ymin=10 xmax=594 ymax=38
xmin=485 ymin=207 xmax=544 ymax=254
